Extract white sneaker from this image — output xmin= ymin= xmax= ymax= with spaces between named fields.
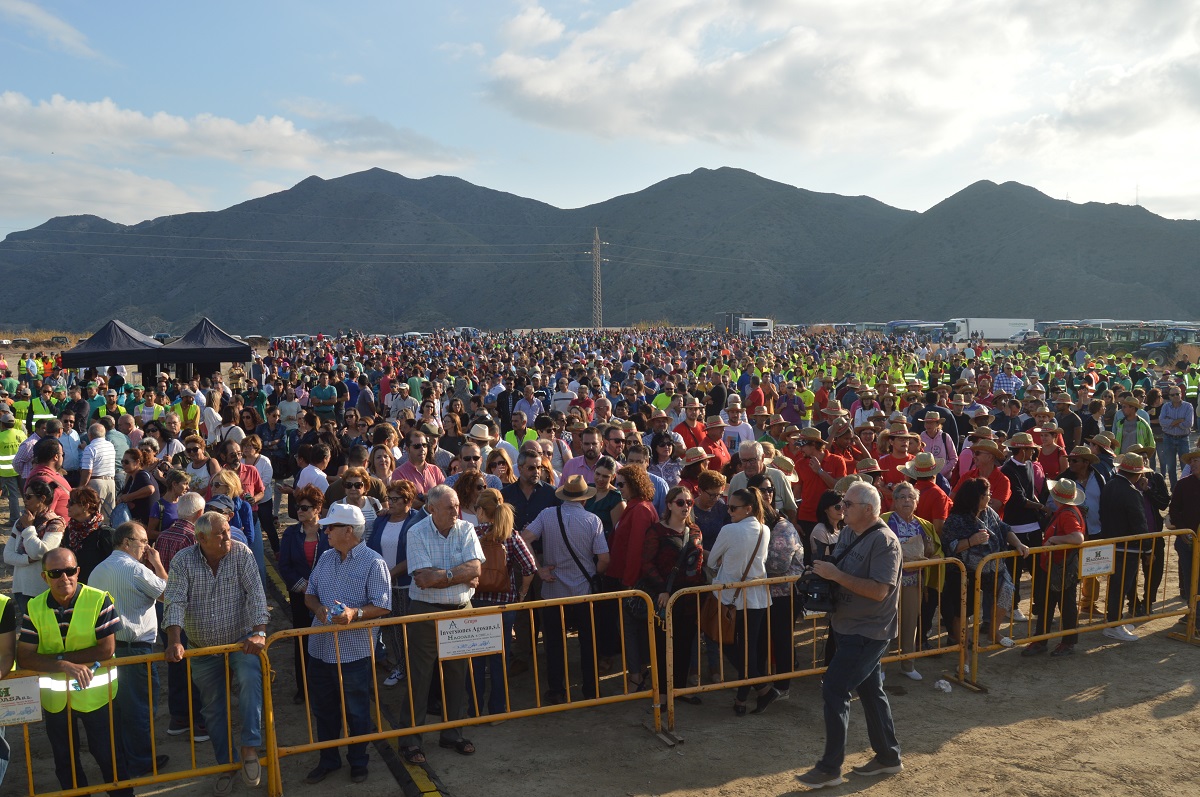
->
xmin=1103 ymin=625 xmax=1139 ymax=642
xmin=1012 ymin=608 xmax=1028 ymax=622
xmin=903 ymin=669 xmax=923 ymax=681
xmin=383 ymin=667 xmax=405 ymax=687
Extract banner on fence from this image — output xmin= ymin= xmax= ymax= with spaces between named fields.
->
xmin=1080 ymin=544 xmax=1115 ymax=578
xmin=437 ymin=612 xmax=505 ymax=659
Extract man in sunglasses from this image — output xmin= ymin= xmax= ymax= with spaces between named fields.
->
xmin=444 ymin=442 xmax=503 ymax=490
xmin=17 ymin=548 xmax=132 ymax=796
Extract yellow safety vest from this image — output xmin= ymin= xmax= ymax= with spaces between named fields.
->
xmin=28 ymin=585 xmax=118 ymax=712
xmin=1185 ymin=373 xmax=1200 ymax=400
xmin=172 ymin=402 xmax=200 ymax=432
xmin=504 ymin=428 xmax=538 ymax=448
xmin=11 ymin=400 xmax=31 ymax=424
xmin=0 ymin=427 xmax=25 ymax=477
xmin=30 ymin=397 xmax=56 ymax=424
xmin=96 ymin=404 xmax=127 ymax=419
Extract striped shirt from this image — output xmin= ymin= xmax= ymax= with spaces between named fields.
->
xmin=523 ymin=502 xmax=608 ymax=599
xmin=305 ymin=543 xmax=391 ymax=664
xmin=88 ymin=550 xmax=167 ymax=643
xmin=163 ymin=542 xmax=269 ymax=648
xmin=406 ymin=516 xmax=485 ymax=605
xmin=80 ymin=437 xmax=116 ymax=478
xmin=19 ymin=588 xmax=119 ymax=646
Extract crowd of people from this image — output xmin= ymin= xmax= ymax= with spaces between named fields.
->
xmin=1 ymin=324 xmax=1199 ymax=792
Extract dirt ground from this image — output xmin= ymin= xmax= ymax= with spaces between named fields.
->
xmin=5 ymin=539 xmax=1199 ymax=797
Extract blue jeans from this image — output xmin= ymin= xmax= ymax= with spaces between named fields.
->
xmin=1160 ymin=434 xmax=1190 ymax=488
xmin=0 ymin=475 xmax=19 ymax=524
xmin=307 ymin=657 xmax=373 ymax=771
xmin=112 ymin=641 xmax=159 ymax=776
xmin=470 ymin=601 xmax=515 ymax=715
xmin=190 ymin=650 xmax=264 ymax=765
xmin=816 ymin=632 xmax=900 ymax=776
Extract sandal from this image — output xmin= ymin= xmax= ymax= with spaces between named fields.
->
xmin=439 ymin=737 xmax=476 ymax=756
xmin=401 ymin=747 xmax=426 ymax=765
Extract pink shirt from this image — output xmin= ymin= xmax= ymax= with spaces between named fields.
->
xmin=391 ymin=461 xmax=445 ymax=494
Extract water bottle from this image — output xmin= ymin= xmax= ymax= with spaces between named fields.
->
xmin=328 ymin=601 xmax=347 ymax=623
xmin=72 ymin=661 xmax=101 ymax=691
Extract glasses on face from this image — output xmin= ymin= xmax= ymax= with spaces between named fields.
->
xmin=728 ymin=502 xmax=747 ymax=511
xmin=185 ymin=447 xmax=201 ymax=454
xmin=297 ymin=504 xmax=316 ymax=512
xmin=673 ymin=498 xmax=694 ymax=508
xmin=462 ymin=456 xmax=481 ymax=462
xmin=345 ymin=481 xmax=364 ymax=489
xmin=614 ymin=480 xmax=626 ymax=488
xmin=46 ymin=566 xmax=79 ymax=579
xmin=387 ymin=494 xmax=404 ymax=502
xmin=607 ymin=436 xmax=625 ymax=443
xmin=841 ymin=500 xmax=862 ymax=508
xmin=704 ymin=490 xmax=722 ymax=500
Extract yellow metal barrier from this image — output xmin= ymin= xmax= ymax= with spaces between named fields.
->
xmin=10 ymin=642 xmax=250 ymax=797
xmin=258 ymin=589 xmax=661 ymax=797
xmin=1167 ymin=529 xmax=1200 ymax=646
xmin=969 ymin=528 xmax=1198 ymax=685
xmin=663 ymin=557 xmax=969 ymax=731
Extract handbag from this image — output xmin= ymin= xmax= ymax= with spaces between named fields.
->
xmin=477 ymin=535 xmax=512 ymax=593
xmin=700 ymin=524 xmax=765 ymax=642
xmin=109 ymin=502 xmax=132 ymax=527
xmin=556 ymin=506 xmax=602 ymax=594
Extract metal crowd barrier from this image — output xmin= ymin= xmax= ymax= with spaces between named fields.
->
xmin=1168 ymin=530 xmax=1200 ymax=646
xmin=258 ymin=589 xmax=661 ymax=797
xmin=11 ymin=642 xmax=249 ymax=797
xmin=969 ymin=529 xmax=1200 ymax=686
xmin=663 ymin=557 xmax=969 ymax=732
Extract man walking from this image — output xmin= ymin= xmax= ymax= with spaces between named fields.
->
xmin=798 ymin=482 xmax=903 ymax=788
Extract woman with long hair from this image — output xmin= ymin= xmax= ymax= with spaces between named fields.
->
xmin=368 ymin=445 xmax=397 ymax=487
xmin=148 ymin=469 xmax=189 ymax=536
xmin=648 ymin=431 xmax=683 ymax=487
xmin=486 ymin=449 xmax=517 ymax=485
xmin=331 ymin=465 xmax=383 ymax=532
xmin=469 ymin=488 xmax=536 ymax=717
xmin=4 ymin=478 xmax=64 ymax=618
xmin=749 ymin=473 xmax=804 ymax=699
xmin=941 ymin=477 xmax=1030 ymax=646
xmin=440 ymin=412 xmax=466 ymax=457
xmin=809 ymin=490 xmax=845 ymax=562
xmin=454 ymin=471 xmax=487 ymax=526
xmin=608 ymin=465 xmax=660 ymax=690
xmin=239 ymin=407 xmax=261 ymax=437
xmin=277 ymin=484 xmax=330 ymax=702
xmin=708 ymin=486 xmax=775 ymax=715
xmin=585 ymin=456 xmax=625 ymax=539
xmin=115 ymin=447 xmax=160 ymax=526
xmin=369 ymin=480 xmax=426 ymax=687
xmin=242 ymin=434 xmax=279 ymax=553
xmin=642 ymin=485 xmax=706 ymax=708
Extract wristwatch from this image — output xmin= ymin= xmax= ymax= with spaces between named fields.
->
xmin=250 ymin=631 xmax=266 ymax=639
xmin=444 ymin=569 xmax=454 ymax=583
xmin=355 ymin=607 xmax=364 ymax=620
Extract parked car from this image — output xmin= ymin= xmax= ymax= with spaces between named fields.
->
xmin=50 ymin=336 xmax=69 ymax=346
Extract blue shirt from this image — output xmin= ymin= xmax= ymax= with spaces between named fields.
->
xmin=406 ymin=516 xmax=485 ymax=606
xmin=305 ymin=542 xmax=391 ymax=663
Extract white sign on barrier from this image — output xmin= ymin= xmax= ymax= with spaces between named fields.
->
xmin=0 ymin=676 xmax=42 ymax=726
xmin=1080 ymin=544 xmax=1115 ymax=578
xmin=437 ymin=614 xmax=504 ymax=660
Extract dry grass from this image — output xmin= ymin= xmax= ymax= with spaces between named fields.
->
xmin=0 ymin=328 xmax=82 ymax=349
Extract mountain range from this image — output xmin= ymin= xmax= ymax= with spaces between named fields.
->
xmin=2 ymin=166 xmax=1197 ymax=334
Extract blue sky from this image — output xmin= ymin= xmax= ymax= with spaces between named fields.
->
xmin=2 ymin=0 xmax=1198 ymax=236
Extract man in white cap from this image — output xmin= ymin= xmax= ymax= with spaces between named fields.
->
xmin=302 ymin=504 xmax=391 ymax=784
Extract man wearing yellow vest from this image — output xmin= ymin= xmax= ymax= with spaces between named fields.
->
xmin=170 ymin=388 xmax=201 ymax=437
xmin=0 ymin=410 xmax=25 ymax=524
xmin=16 ymin=547 xmax=131 ymax=796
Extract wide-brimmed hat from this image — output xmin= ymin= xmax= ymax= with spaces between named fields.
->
xmin=682 ymin=395 xmax=702 ymax=408
xmin=1120 ymin=395 xmax=1143 ymax=409
xmin=1030 ymin=404 xmax=1053 ymax=416
xmin=821 ymin=406 xmax=848 ymax=417
xmin=968 ymin=425 xmax=996 ymax=441
xmin=751 ymin=406 xmax=770 ymax=419
xmin=1008 ymin=432 xmax=1038 ymax=450
xmin=855 ymin=457 xmax=882 ymax=475
xmin=858 ymin=388 xmax=877 ymax=398
xmin=1116 ymin=453 xmax=1151 ymax=475
xmin=682 ymin=446 xmax=713 ymax=466
xmin=556 ymin=474 xmax=597 ymax=502
xmin=467 ymin=423 xmax=492 ymax=442
xmin=782 ymin=423 xmax=802 ymax=439
xmin=970 ymin=439 xmax=1002 ymax=458
xmin=566 ymin=419 xmax=587 ymax=433
xmin=1181 ymin=448 xmax=1200 ymax=465
xmin=797 ymin=427 xmax=825 ymax=446
xmin=768 ymin=413 xmax=787 ymax=428
xmin=854 ymin=421 xmax=878 ymax=433
xmin=319 ymin=503 xmax=366 ymax=527
xmin=649 ymin=409 xmax=671 ymax=424
xmin=1047 ymin=479 xmax=1085 ymax=506
xmin=950 ymin=394 xmax=967 ymax=408
xmin=1126 ymin=444 xmax=1157 ymax=458
xmin=1066 ymin=445 xmax=1099 ymax=463
xmin=772 ymin=455 xmax=800 ymax=483
xmin=1087 ymin=432 xmax=1116 ymax=452
xmin=828 ymin=418 xmax=853 ymax=439
xmin=885 ymin=423 xmax=918 ymax=440
xmin=1053 ymin=392 xmax=1074 ymax=405
xmin=705 ymin=415 xmax=727 ymax=428
xmin=920 ymin=411 xmax=944 ymax=424
xmin=726 ymin=395 xmax=743 ymax=408
xmin=898 ymin=451 xmax=945 ymax=480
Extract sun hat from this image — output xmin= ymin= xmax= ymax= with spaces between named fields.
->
xmin=555 ymin=474 xmax=597 ymax=502
xmin=898 ymin=451 xmax=944 ymax=480
xmin=1047 ymin=479 xmax=1085 ymax=506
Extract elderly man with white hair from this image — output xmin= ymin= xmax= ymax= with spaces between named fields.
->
xmin=397 ymin=483 xmax=484 ymax=765
xmin=797 ymin=481 xmax=904 ymax=788
xmin=164 ymin=510 xmax=269 ymax=797
xmin=726 ymin=440 xmax=798 ymax=522
xmin=301 ymin=504 xmax=392 ymax=785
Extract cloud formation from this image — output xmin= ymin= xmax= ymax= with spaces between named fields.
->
xmin=0 ymin=0 xmax=99 ymax=59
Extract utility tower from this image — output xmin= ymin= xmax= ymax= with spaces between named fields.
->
xmin=592 ymin=226 xmax=603 ymax=329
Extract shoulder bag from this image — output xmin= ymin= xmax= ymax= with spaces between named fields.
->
xmin=556 ymin=506 xmax=603 ymax=594
xmin=476 ymin=532 xmax=512 ymax=594
xmin=700 ymin=523 xmax=765 ymax=643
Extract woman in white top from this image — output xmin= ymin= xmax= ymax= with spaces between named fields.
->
xmin=332 ymin=466 xmax=382 ymax=530
xmin=201 ymin=389 xmax=223 ymax=445
xmin=181 ymin=434 xmax=222 ymax=495
xmin=3 ymin=479 xmax=65 ymax=620
xmin=211 ymin=405 xmax=246 ymax=447
xmin=707 ymin=486 xmax=775 ymax=716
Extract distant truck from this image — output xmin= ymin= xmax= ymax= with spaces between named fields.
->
xmin=738 ymin=317 xmax=774 ymax=338
xmin=943 ymin=318 xmax=1035 ymax=342
xmin=1137 ymin=327 xmax=1200 ymax=367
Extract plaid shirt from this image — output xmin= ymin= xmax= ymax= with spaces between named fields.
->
xmin=992 ymin=372 xmax=1023 ymax=396
xmin=305 ymin=542 xmax=391 ymax=664
xmin=472 ymin=524 xmax=537 ymax=603
xmin=163 ymin=542 xmax=268 ymax=648
xmin=406 ymin=516 xmax=486 ymax=605
xmin=155 ymin=518 xmax=196 ymax=572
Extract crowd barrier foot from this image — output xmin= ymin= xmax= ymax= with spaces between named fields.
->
xmin=945 ymin=672 xmax=988 ymax=693
xmin=645 ymin=718 xmax=682 ymax=747
xmin=1167 ymin=631 xmax=1200 ymax=647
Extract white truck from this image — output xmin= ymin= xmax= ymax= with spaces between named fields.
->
xmin=738 ymin=317 xmax=774 ymax=338
xmin=943 ymin=317 xmax=1034 ymax=343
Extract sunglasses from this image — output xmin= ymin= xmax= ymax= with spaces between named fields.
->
xmin=345 ymin=482 xmax=364 ymax=489
xmin=728 ymin=503 xmax=747 ymax=511
xmin=672 ymin=498 xmax=694 ymax=508
xmin=462 ymin=456 xmax=481 ymax=462
xmin=297 ymin=504 xmax=316 ymax=512
xmin=185 ymin=447 xmax=201 ymax=453
xmin=614 ymin=480 xmax=626 ymax=488
xmin=409 ymin=442 xmax=427 ymax=449
xmin=387 ymin=494 xmax=404 ymax=501
xmin=46 ymin=566 xmax=80 ymax=579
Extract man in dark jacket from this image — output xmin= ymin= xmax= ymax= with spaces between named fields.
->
xmin=1001 ymin=433 xmax=1048 ymax=615
xmin=1098 ymin=453 xmax=1151 ymax=642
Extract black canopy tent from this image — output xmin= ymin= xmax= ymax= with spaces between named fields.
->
xmin=159 ymin=317 xmax=253 ymax=380
xmin=59 ymin=319 xmax=163 ymax=369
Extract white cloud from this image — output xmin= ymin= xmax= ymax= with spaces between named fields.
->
xmin=339 ymin=73 xmax=365 ymax=86
xmin=0 ymin=92 xmax=468 ymax=174
xmin=0 ymin=0 xmax=99 ymax=59
xmin=438 ymin=41 xmax=486 ymax=60
xmin=501 ymin=3 xmax=566 ymax=49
